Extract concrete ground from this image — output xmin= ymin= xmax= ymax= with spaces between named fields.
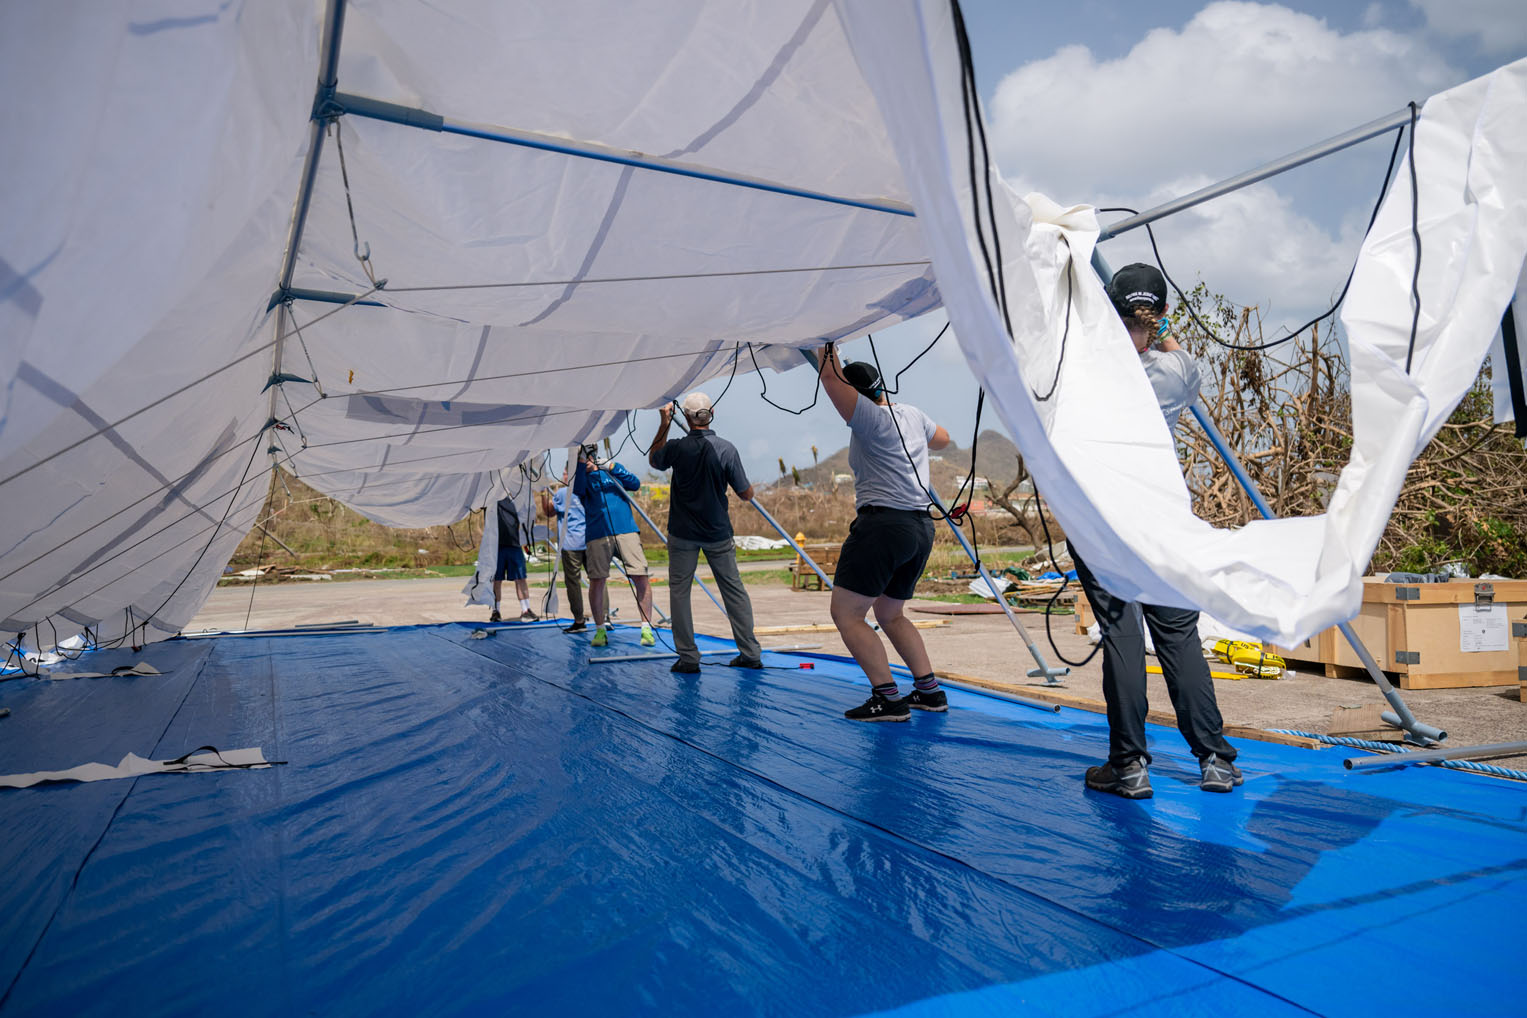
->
xmin=191 ymin=564 xmax=1527 ymax=767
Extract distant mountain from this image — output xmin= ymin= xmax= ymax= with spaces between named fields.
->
xmin=773 ymin=428 xmax=1026 ymax=497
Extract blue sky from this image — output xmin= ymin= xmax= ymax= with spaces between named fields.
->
xmin=630 ymin=0 xmax=1526 ymax=487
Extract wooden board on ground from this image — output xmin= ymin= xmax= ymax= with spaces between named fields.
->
xmin=912 ymin=603 xmax=1030 ymax=615
xmin=754 ymin=620 xmax=947 ymax=635
xmin=930 ymin=669 xmax=1326 ymax=750
xmin=1271 ymin=577 xmax=1527 ymax=689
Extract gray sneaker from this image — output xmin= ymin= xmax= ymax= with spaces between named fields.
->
xmin=1199 ymin=754 xmax=1243 ymax=793
xmin=1085 ymin=759 xmax=1153 ymax=799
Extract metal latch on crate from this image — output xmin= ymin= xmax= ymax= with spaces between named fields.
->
xmin=1394 ymin=586 xmax=1420 ymax=600
xmin=1473 ymin=582 xmax=1494 ymax=607
xmin=1395 ymin=650 xmax=1420 ymax=665
xmin=1513 ymin=621 xmax=1527 ymax=639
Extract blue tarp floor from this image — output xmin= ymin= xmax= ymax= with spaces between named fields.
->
xmin=1 ymin=620 xmax=1523 ymax=1017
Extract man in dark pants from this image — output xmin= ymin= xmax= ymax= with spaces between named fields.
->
xmin=490 ymin=494 xmax=535 ymax=623
xmin=818 ymin=343 xmax=952 ymax=722
xmin=1075 ymin=263 xmax=1240 ymax=798
xmin=648 ymin=392 xmax=763 ymax=673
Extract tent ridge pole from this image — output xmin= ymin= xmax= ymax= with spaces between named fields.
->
xmin=329 ymin=91 xmax=917 ymax=219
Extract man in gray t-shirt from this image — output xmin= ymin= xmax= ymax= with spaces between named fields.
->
xmin=819 ymin=343 xmax=951 ymax=723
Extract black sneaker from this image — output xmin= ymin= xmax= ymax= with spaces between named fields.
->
xmin=1085 ymin=759 xmax=1153 ymax=799
xmin=1199 ymin=754 xmax=1243 ymax=793
xmin=844 ymin=693 xmax=910 ymax=723
xmin=519 ymin=610 xmax=538 ymax=622
xmin=728 ymin=656 xmax=763 ymax=669
xmin=904 ymin=688 xmax=948 ymax=712
xmin=670 ymin=660 xmax=701 ymax=674
xmin=489 ymin=609 xmax=501 ymax=623
xmin=565 ymin=621 xmax=587 ymax=633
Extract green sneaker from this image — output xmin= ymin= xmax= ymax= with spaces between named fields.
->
xmin=591 ymin=626 xmax=608 ymax=648
xmin=640 ymin=625 xmax=655 ymax=647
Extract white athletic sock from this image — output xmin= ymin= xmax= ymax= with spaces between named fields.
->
xmin=519 ymin=598 xmax=530 ymax=612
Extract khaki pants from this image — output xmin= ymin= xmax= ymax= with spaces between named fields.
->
xmin=584 ymin=532 xmax=648 ymax=579
xmin=561 ymin=547 xmax=587 ymax=622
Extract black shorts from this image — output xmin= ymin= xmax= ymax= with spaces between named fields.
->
xmin=494 ymin=544 xmax=527 ymax=582
xmin=834 ymin=506 xmax=935 ymax=601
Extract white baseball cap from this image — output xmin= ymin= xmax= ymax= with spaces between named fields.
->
xmin=681 ymin=392 xmax=713 ymax=415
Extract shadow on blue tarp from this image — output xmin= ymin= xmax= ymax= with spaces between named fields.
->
xmin=0 ymin=622 xmax=1522 ymax=1017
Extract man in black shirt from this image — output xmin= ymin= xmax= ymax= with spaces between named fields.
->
xmin=648 ymin=392 xmax=763 ymax=673
xmin=491 ymin=494 xmax=535 ymax=623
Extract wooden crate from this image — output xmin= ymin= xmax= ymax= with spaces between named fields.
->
xmin=1271 ymin=578 xmax=1527 ymax=689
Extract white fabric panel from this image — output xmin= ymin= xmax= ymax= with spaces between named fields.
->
xmin=337 ymin=0 xmax=908 ymax=204
xmin=0 ymin=0 xmax=316 ymax=461
xmin=836 ymin=1 xmax=1527 ymax=644
xmin=0 ymin=747 xmax=270 ymax=790
xmin=289 ymin=118 xmax=933 ymax=334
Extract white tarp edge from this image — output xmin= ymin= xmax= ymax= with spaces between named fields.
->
xmin=0 ymin=747 xmax=270 ymax=789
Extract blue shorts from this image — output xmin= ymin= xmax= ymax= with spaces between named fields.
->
xmin=494 ymin=544 xmax=527 ymax=582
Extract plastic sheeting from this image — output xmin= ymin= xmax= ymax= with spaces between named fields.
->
xmin=0 ymin=622 xmax=1523 ymax=1016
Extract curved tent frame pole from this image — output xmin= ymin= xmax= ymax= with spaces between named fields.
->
xmin=1090 ymin=249 xmax=1445 ymax=746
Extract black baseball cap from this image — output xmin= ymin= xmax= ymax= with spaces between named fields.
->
xmin=840 ymin=361 xmax=882 ymax=399
xmin=1106 ymin=263 xmax=1167 ymax=315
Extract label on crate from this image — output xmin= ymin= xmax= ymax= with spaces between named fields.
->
xmin=1458 ymin=603 xmax=1509 ymax=653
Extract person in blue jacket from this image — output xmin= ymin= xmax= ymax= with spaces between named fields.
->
xmin=573 ymin=449 xmax=655 ymax=647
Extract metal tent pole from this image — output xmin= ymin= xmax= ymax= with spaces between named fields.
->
xmin=615 ymin=487 xmax=729 ymax=618
xmin=329 ymin=92 xmax=915 ymax=219
xmin=1091 ymin=250 xmax=1445 ymax=745
xmin=929 ymin=493 xmax=1069 ymax=685
xmin=793 ymin=349 xmax=1067 ymax=684
xmin=1097 ymin=106 xmax=1410 ymax=241
xmin=746 ymin=498 xmax=835 ymax=590
xmin=1344 ymin=740 xmax=1527 ymax=771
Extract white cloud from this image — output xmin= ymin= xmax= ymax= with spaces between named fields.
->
xmin=1408 ymin=0 xmax=1527 ymax=55
xmin=989 ymin=2 xmax=1459 ymax=202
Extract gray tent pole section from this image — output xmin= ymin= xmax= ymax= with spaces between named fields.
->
xmin=1091 ymin=248 xmax=1444 ymax=746
xmin=747 ymin=498 xmax=835 ymax=590
xmin=928 ymin=491 xmax=1068 ymax=685
xmin=663 ymin=400 xmax=835 ymax=589
xmin=614 ymin=486 xmax=728 ymax=618
xmin=795 ymin=351 xmax=1068 ymax=684
xmin=1344 ymin=740 xmax=1527 ymax=770
xmin=1097 ymin=106 xmax=1411 ymax=241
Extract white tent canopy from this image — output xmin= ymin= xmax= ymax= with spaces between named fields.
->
xmin=2 ymin=0 xmax=1524 ymax=648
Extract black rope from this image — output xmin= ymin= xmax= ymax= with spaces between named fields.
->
xmin=1093 ymin=118 xmax=1407 ymax=353
xmin=949 ymin=0 xmax=1010 ymax=330
xmin=1032 ymin=235 xmax=1075 ymax=402
xmin=1403 ymin=101 xmax=1422 ymax=374
xmin=710 ymin=342 xmax=743 ymax=409
xmin=748 ymin=342 xmax=825 ymax=415
xmin=878 ymin=322 xmax=950 ymax=396
xmin=1035 ymin=507 xmax=1101 ymax=668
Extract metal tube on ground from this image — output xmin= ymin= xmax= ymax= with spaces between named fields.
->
xmin=1344 ymin=741 xmax=1527 ymax=770
xmin=589 ymin=643 xmax=821 ymax=664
